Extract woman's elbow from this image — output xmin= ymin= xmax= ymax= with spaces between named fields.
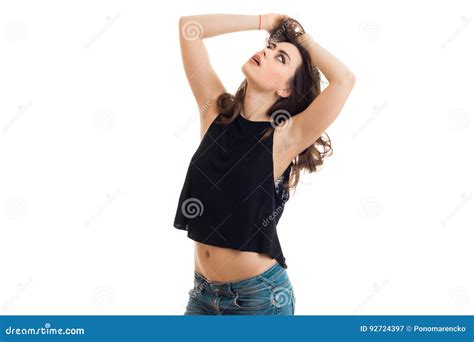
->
xmin=179 ymin=16 xmax=194 ymax=27
xmin=339 ymin=72 xmax=356 ymax=87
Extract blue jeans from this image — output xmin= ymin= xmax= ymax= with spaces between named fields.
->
xmin=184 ymin=262 xmax=295 ymax=315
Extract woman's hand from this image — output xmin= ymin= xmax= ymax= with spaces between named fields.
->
xmin=261 ymin=13 xmax=289 ymax=32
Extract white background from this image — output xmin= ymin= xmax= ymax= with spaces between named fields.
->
xmin=1 ymin=0 xmax=473 ymax=315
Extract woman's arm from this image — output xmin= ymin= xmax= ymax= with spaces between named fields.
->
xmin=178 ymin=14 xmax=267 ymax=126
xmin=180 ymin=14 xmax=261 ymax=38
xmin=286 ymin=32 xmax=356 ymax=157
xmin=297 ymin=33 xmax=354 ymax=84
xmin=178 ymin=16 xmax=225 ymax=122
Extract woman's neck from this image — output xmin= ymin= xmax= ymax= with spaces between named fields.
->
xmin=242 ymin=87 xmax=276 ymax=122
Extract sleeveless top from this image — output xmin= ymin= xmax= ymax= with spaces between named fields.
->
xmin=173 ymin=113 xmax=293 ymax=268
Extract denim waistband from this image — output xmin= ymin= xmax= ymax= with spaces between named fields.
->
xmin=193 ymin=261 xmax=287 ymax=295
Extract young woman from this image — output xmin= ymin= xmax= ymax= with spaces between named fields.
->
xmin=174 ymin=13 xmax=355 ymax=315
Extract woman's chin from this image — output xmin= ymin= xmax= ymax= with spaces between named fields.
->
xmin=241 ymin=63 xmax=251 ymax=75
xmin=241 ymin=66 xmax=258 ymax=82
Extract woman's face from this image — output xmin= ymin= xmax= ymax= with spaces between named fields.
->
xmin=242 ymin=41 xmax=303 ymax=97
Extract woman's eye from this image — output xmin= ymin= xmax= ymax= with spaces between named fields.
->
xmin=267 ymin=44 xmax=285 ymax=64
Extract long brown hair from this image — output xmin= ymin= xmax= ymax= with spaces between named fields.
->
xmin=215 ymin=21 xmax=333 ymax=194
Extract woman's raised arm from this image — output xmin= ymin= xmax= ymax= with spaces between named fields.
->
xmin=285 ymin=28 xmax=356 ymax=158
xmin=178 ymin=14 xmax=260 ymax=121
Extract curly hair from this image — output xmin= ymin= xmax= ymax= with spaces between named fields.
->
xmin=215 ymin=19 xmax=333 ymax=194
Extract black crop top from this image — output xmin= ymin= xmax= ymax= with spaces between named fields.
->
xmin=173 ymin=113 xmax=292 ymax=268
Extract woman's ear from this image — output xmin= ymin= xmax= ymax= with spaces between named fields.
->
xmin=277 ymin=88 xmax=291 ymax=98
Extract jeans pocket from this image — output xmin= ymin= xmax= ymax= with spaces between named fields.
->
xmin=232 ymin=284 xmax=274 ymax=310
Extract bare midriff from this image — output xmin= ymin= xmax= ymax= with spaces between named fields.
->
xmin=194 ymin=241 xmax=279 ymax=282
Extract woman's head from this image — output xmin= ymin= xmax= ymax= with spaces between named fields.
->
xmin=217 ymin=18 xmax=333 ymax=193
xmin=242 ymin=41 xmax=303 ymax=98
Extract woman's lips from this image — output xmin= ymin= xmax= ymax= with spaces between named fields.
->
xmin=250 ymin=57 xmax=260 ymax=66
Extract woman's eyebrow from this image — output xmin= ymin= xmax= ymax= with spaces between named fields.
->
xmin=279 ymin=49 xmax=291 ymax=63
xmin=270 ymin=42 xmax=291 ymax=64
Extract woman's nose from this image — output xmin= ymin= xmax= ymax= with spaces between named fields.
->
xmin=262 ymin=45 xmax=273 ymax=59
